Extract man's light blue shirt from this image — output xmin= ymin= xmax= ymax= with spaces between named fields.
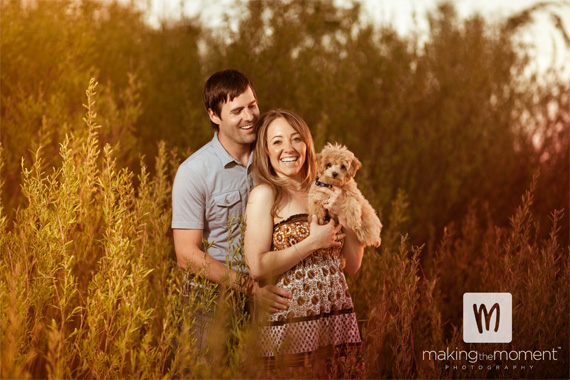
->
xmin=172 ymin=132 xmax=254 ymax=266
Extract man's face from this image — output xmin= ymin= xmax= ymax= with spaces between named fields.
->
xmin=208 ymin=86 xmax=259 ymax=147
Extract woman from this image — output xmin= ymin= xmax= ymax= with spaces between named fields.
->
xmin=244 ymin=109 xmax=364 ymax=371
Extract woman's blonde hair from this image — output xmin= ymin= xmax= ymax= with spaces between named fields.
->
xmin=253 ymin=109 xmax=316 ymax=217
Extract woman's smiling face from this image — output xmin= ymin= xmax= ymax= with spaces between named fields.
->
xmin=266 ymin=117 xmax=307 ymax=181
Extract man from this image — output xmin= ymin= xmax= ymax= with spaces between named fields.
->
xmin=171 ymin=70 xmax=291 ymax=345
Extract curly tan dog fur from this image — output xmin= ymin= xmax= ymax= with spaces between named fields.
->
xmin=308 ymin=143 xmax=382 ymax=247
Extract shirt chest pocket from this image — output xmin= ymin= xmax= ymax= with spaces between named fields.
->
xmin=210 ymin=190 xmax=242 ymax=227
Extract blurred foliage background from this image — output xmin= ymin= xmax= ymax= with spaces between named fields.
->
xmin=1 ymin=0 xmax=569 ymax=378
xmin=2 ymin=0 xmax=568 ymax=251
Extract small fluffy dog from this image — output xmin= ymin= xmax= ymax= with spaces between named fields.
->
xmin=308 ymin=143 xmax=382 ymax=247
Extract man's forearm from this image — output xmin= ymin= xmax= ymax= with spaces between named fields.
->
xmin=180 ymin=249 xmax=252 ymax=294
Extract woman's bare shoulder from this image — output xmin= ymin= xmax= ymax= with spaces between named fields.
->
xmin=249 ymin=183 xmax=275 ymax=203
xmin=246 ymin=184 xmax=275 ymax=229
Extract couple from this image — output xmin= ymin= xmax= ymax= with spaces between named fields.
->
xmin=171 ymin=69 xmax=363 ymax=370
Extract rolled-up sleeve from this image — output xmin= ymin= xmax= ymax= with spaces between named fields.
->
xmin=172 ymin=164 xmax=205 ymax=229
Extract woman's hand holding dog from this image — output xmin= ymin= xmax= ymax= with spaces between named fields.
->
xmin=317 ymin=185 xmax=365 ymax=274
xmin=308 ymin=215 xmax=344 ymax=250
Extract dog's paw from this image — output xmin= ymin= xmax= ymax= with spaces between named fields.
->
xmin=316 ymin=207 xmax=329 ymax=225
xmin=372 ymin=236 xmax=382 ymax=248
xmin=356 ymin=230 xmax=382 ymax=248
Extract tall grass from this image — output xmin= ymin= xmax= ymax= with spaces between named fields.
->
xmin=0 ymin=79 xmax=259 ymax=379
xmin=1 ymin=79 xmax=567 ymax=379
xmin=1 ymin=80 xmax=181 ymax=379
xmin=349 ymin=174 xmax=569 ymax=379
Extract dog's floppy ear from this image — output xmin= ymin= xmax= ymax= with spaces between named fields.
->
xmin=316 ymin=153 xmax=322 ymax=166
xmin=349 ymin=154 xmax=362 ymax=177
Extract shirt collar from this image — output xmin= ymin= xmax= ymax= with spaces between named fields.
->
xmin=212 ymin=132 xmax=253 ymax=168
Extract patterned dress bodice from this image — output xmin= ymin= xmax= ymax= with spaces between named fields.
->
xmin=272 ymin=213 xmax=343 ymax=256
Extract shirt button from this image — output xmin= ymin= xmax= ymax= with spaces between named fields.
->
xmin=226 ymin=198 xmax=230 ymax=204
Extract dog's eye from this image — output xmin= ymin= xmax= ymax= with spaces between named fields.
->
xmin=341 ymin=165 xmax=346 ymax=170
xmin=326 ymin=163 xmax=332 ymax=168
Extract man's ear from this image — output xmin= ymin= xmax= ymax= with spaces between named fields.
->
xmin=350 ymin=155 xmax=362 ymax=177
xmin=208 ymin=108 xmax=221 ymax=125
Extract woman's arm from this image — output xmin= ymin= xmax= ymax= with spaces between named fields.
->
xmin=244 ymin=184 xmax=342 ymax=280
xmin=317 ymin=186 xmax=365 ymax=274
xmin=338 ymin=225 xmax=364 ymax=274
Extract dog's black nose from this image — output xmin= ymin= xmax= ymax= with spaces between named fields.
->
xmin=332 ymin=172 xmax=338 ymax=178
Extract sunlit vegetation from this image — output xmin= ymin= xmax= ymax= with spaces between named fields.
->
xmin=1 ymin=0 xmax=568 ymax=378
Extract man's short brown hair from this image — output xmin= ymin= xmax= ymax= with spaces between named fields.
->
xmin=203 ymin=69 xmax=257 ymax=130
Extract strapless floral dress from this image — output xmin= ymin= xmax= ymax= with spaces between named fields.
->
xmin=257 ymin=213 xmax=361 ymax=368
